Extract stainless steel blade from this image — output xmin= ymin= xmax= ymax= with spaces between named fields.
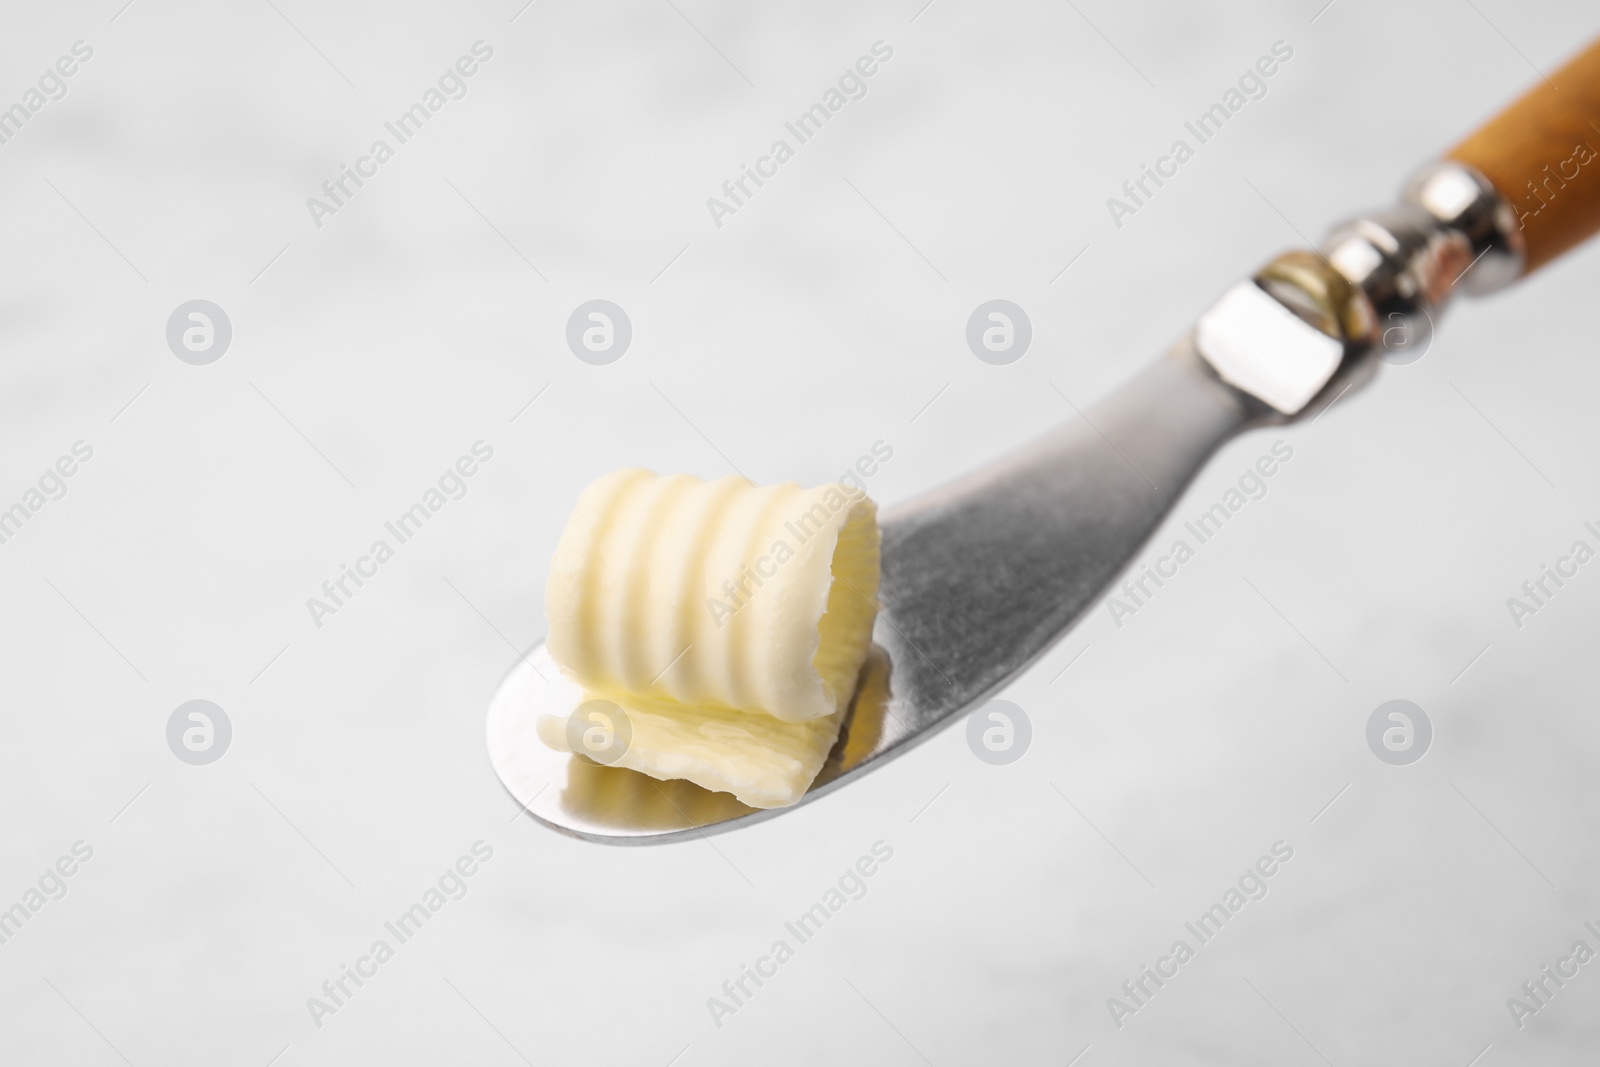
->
xmin=488 ymin=341 xmax=1265 ymax=842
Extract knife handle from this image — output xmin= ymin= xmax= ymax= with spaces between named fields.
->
xmin=1448 ymin=37 xmax=1600 ymax=273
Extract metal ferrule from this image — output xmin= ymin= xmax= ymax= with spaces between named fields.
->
xmin=1194 ymin=161 xmax=1525 ymax=416
xmin=1316 ymin=162 xmax=1524 ymax=354
xmin=1403 ymin=161 xmax=1526 ymax=296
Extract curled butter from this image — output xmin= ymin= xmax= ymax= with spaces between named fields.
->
xmin=539 ymin=469 xmax=881 ymax=807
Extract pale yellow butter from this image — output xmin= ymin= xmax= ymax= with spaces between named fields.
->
xmin=540 ymin=469 xmax=880 ymax=807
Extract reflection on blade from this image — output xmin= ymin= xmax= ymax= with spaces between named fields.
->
xmin=562 ymin=759 xmax=756 ymax=834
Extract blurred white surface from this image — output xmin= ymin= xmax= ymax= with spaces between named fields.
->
xmin=2 ymin=0 xmax=1600 ymax=1064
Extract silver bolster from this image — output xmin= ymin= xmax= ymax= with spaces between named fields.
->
xmin=1194 ymin=161 xmax=1524 ymax=417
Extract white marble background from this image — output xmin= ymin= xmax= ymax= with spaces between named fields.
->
xmin=2 ymin=0 xmax=1599 ymax=1063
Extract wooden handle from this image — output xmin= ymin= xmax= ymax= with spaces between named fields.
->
xmin=1449 ymin=37 xmax=1600 ymax=273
